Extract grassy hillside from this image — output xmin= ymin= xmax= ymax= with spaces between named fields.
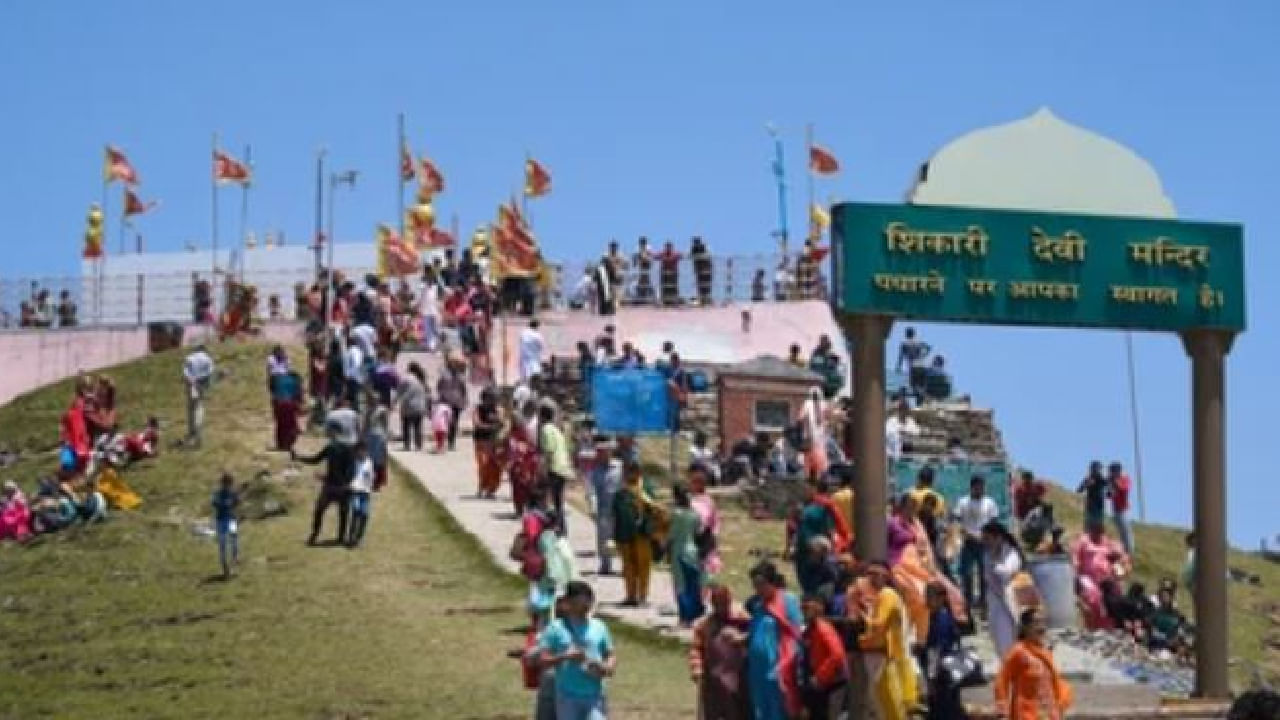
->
xmin=1042 ymin=483 xmax=1279 ymax=688
xmin=0 ymin=343 xmax=691 ymax=719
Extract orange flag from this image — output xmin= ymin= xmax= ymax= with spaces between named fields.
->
xmin=213 ymin=149 xmax=252 ymax=184
xmin=378 ymin=224 xmax=419 ymax=277
xmin=400 ymin=142 xmax=415 ymax=182
xmin=417 ymin=156 xmax=445 ymax=195
xmin=809 ymin=143 xmax=840 ymax=175
xmin=123 ymin=188 xmax=157 ymax=217
xmin=524 ymin=158 xmax=551 ymax=197
xmin=425 ymin=227 xmax=455 ymax=249
xmin=104 ymin=145 xmax=139 ymax=185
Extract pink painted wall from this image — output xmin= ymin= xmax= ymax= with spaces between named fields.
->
xmin=0 ymin=323 xmax=300 ymax=406
xmin=492 ymin=301 xmax=850 ymax=389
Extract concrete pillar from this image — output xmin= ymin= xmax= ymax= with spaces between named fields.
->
xmin=1180 ymin=329 xmax=1234 ymax=699
xmin=848 ymin=314 xmax=893 ymax=562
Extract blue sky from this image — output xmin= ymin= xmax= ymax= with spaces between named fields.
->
xmin=2 ymin=2 xmax=1276 ymax=545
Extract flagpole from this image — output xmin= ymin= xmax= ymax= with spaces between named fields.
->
xmin=398 ymin=112 xmax=406 ymax=240
xmin=521 ymin=154 xmax=531 ymax=227
xmin=99 ymin=167 xmax=108 ymax=326
xmin=1125 ymin=332 xmax=1148 ymax=521
xmin=806 ymin=124 xmax=817 ymax=244
xmin=767 ymin=125 xmax=789 ymax=258
xmin=211 ymin=132 xmax=220 ymax=327
xmin=240 ymin=144 xmax=252 ymax=258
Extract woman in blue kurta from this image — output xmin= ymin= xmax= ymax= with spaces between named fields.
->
xmin=744 ymin=561 xmax=804 ymax=719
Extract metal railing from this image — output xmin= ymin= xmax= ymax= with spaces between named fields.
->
xmin=0 ymin=251 xmax=829 ymax=329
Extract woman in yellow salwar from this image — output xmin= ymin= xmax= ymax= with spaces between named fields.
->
xmin=857 ymin=562 xmax=918 ymax=720
xmin=995 ymin=609 xmax=1072 ymax=720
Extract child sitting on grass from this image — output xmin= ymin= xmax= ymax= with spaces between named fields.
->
xmin=212 ymin=473 xmax=240 ymax=578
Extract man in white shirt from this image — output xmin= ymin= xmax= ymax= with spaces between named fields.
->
xmin=419 ymin=271 xmax=441 ymax=352
xmin=182 ymin=344 xmax=215 ymax=448
xmin=349 ymin=323 xmax=378 ymax=361
xmin=953 ymin=475 xmax=1001 ymax=610
xmin=519 ymin=319 xmax=546 ymax=382
xmin=884 ymin=399 xmax=920 ymax=460
xmin=344 ymin=339 xmax=366 ymax=412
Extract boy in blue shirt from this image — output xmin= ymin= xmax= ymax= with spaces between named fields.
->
xmin=539 ymin=580 xmax=617 ymax=719
xmin=211 ymin=473 xmax=240 ymax=579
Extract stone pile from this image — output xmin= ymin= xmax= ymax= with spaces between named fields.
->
xmin=902 ymin=400 xmax=1007 ymax=461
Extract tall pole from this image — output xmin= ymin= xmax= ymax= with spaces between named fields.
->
xmin=521 ymin=155 xmax=531 ymax=227
xmin=314 ymin=147 xmax=326 ymax=322
xmin=398 ymin=113 xmax=407 ymax=240
xmin=240 ymin=144 xmax=252 ymax=258
xmin=1125 ymin=332 xmax=1147 ymax=521
xmin=99 ymin=171 xmax=108 ymax=326
xmin=135 ymin=231 xmax=144 ymax=325
xmin=805 ymin=124 xmax=816 ymax=245
xmin=768 ymin=125 xmax=789 ymax=257
xmin=211 ymin=132 xmax=220 ymax=326
xmin=326 ymin=173 xmax=336 ymax=295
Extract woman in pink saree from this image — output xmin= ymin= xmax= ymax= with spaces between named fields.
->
xmin=1071 ymin=521 xmax=1131 ymax=630
xmin=688 ymin=464 xmax=722 ymax=578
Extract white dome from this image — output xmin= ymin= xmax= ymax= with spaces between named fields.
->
xmin=908 ymin=108 xmax=1177 ymax=219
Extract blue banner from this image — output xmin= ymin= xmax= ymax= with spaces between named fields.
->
xmin=591 ymin=368 xmax=673 ymax=435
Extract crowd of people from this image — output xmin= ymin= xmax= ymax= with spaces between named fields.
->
xmin=0 ymin=284 xmax=78 ymax=329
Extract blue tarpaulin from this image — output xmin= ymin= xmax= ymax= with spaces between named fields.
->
xmin=591 ymin=368 xmax=673 ymax=435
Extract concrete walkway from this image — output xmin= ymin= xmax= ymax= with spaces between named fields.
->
xmin=391 ymin=440 xmax=687 ymax=637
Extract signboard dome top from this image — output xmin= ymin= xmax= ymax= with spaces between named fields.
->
xmin=909 ymin=108 xmax=1177 ymax=220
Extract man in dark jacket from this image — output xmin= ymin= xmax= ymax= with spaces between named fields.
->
xmin=293 ymin=435 xmax=356 ymax=545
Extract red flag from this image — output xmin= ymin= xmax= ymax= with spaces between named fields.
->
xmin=213 ymin=150 xmax=251 ymax=184
xmin=104 ymin=145 xmax=139 ymax=185
xmin=123 ymin=188 xmax=156 ymax=217
xmin=524 ymin=158 xmax=551 ymax=197
xmin=425 ymin=227 xmax=455 ymax=249
xmin=400 ymin=142 xmax=415 ymax=182
xmin=417 ymin=156 xmax=445 ymax=195
xmin=809 ymin=144 xmax=840 ymax=175
xmin=498 ymin=201 xmax=524 ymax=232
xmin=492 ymin=223 xmax=539 ymax=278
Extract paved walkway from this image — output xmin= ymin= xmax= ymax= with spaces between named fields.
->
xmin=391 ymin=438 xmax=687 ymax=637
xmin=390 ymin=350 xmax=687 ymax=637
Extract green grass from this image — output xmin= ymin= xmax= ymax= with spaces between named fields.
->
xmin=0 ymin=342 xmax=692 ymax=719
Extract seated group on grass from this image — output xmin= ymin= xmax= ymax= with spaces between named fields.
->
xmin=0 ymin=373 xmax=157 ymax=545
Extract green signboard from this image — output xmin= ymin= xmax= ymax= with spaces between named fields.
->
xmin=831 ymin=202 xmax=1245 ymax=332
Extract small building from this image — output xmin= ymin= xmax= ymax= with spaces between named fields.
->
xmin=717 ymin=354 xmax=821 ymax=446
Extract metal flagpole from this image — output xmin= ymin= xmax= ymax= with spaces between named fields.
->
xmin=211 ymin=132 xmax=220 ymax=328
xmin=99 ymin=170 xmax=108 ymax=326
xmin=806 ymin=124 xmax=816 ymax=244
xmin=767 ymin=124 xmax=789 ymax=257
xmin=240 ymin=144 xmax=252 ymax=262
xmin=1125 ymin=332 xmax=1148 ymax=521
xmin=398 ymin=113 xmax=407 ymax=240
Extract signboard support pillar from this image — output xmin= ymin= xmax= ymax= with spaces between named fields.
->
xmin=848 ymin=314 xmax=893 ymax=563
xmin=1181 ymin=329 xmax=1234 ymax=699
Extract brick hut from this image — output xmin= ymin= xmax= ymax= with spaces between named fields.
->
xmin=717 ymin=355 xmax=822 ymax=447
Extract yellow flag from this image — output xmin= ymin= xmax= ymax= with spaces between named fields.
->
xmin=810 ymin=203 xmax=830 ymax=231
